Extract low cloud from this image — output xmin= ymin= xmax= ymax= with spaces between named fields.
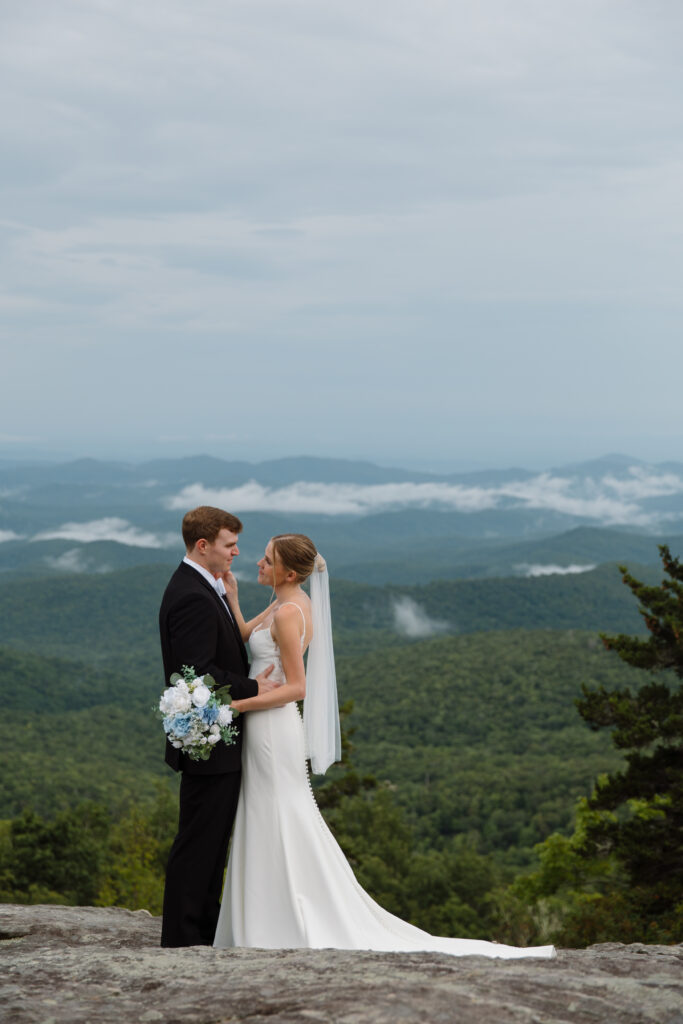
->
xmin=44 ymin=548 xmax=112 ymax=573
xmin=0 ymin=529 xmax=23 ymax=543
xmin=165 ymin=480 xmax=500 ymax=516
xmin=502 ymin=475 xmax=645 ymax=524
xmin=519 ymin=563 xmax=597 ymax=578
xmin=392 ymin=597 xmax=450 ymax=638
xmin=163 ymin=466 xmax=683 ymax=526
xmin=32 ymin=517 xmax=176 ymax=548
xmin=601 ymin=468 xmax=683 ymax=501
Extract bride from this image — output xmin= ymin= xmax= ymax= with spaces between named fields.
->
xmin=213 ymin=533 xmax=555 ymax=958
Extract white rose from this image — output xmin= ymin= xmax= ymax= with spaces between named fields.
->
xmin=191 ymin=684 xmax=211 ymax=708
xmin=217 ymin=705 xmax=233 ymax=727
xmin=159 ymin=683 xmax=191 ymax=715
xmin=208 ymin=732 xmax=220 ymax=744
xmin=166 ymin=681 xmax=192 ymax=714
xmin=176 ymin=679 xmax=192 ymax=701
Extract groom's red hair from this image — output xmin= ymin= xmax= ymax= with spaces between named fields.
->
xmin=182 ymin=506 xmax=243 ymax=549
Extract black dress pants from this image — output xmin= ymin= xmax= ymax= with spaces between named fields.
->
xmin=161 ymin=770 xmax=241 ymax=947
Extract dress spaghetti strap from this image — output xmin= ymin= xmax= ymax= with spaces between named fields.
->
xmin=276 ymin=601 xmax=307 ymax=647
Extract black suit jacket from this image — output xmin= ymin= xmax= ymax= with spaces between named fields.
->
xmin=159 ymin=561 xmax=258 ymax=775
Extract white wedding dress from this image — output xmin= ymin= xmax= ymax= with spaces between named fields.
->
xmin=214 ymin=615 xmax=555 ymax=958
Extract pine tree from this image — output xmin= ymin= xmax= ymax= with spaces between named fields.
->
xmin=575 ymin=545 xmax=683 ymax=938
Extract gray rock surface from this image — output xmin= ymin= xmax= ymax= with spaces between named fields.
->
xmin=1 ymin=904 xmax=682 ymax=1024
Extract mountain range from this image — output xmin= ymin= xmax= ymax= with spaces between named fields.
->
xmin=1 ymin=453 xmax=681 ymax=583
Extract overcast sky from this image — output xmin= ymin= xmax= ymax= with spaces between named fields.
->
xmin=2 ymin=0 xmax=682 ymax=471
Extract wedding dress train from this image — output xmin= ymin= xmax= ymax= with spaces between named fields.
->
xmin=213 ymin=622 xmax=555 ymax=958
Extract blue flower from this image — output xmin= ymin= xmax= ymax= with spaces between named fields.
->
xmin=199 ymin=703 xmax=219 ymax=726
xmin=169 ymin=712 xmax=193 ymax=738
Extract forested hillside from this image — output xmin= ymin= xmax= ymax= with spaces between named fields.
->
xmin=0 ymin=628 xmax=642 ymax=858
xmin=335 ymin=630 xmax=643 ymax=861
xmin=0 ymin=560 xmax=651 ymax=666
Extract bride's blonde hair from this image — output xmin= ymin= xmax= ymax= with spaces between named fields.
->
xmin=271 ymin=534 xmax=317 ymax=583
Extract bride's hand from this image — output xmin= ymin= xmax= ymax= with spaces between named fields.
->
xmin=221 ymin=570 xmax=239 ymax=603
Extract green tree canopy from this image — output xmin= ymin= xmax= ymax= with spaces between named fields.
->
xmin=580 ymin=545 xmax=683 ymax=934
xmin=501 ymin=546 xmax=683 ymax=946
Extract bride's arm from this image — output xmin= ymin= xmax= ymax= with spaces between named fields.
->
xmin=231 ymin=604 xmax=306 ymax=712
xmin=220 ymin=571 xmax=275 ymax=641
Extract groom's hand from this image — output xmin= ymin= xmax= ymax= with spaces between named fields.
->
xmin=255 ymin=664 xmax=280 ymax=694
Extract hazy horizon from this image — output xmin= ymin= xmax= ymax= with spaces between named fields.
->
xmin=0 ymin=445 xmax=680 ymax=478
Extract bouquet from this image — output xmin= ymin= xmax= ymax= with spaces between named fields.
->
xmin=158 ymin=665 xmax=238 ymax=761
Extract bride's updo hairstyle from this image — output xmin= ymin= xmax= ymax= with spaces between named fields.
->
xmin=271 ymin=533 xmax=318 ymax=584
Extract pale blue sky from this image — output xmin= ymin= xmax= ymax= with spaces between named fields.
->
xmin=2 ymin=0 xmax=683 ymax=471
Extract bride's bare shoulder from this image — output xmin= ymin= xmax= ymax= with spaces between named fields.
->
xmin=273 ymin=599 xmax=311 ymax=637
xmin=273 ymin=600 xmax=307 ymax=623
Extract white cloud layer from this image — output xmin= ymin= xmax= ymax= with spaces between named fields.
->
xmin=0 ymin=530 xmax=24 ymax=543
xmin=166 ymin=480 xmax=499 ymax=515
xmin=600 ymin=468 xmax=683 ymax=501
xmin=32 ymin=518 xmax=176 ymax=548
xmin=519 ymin=563 xmax=597 ymax=578
xmin=165 ymin=466 xmax=683 ymax=526
xmin=392 ymin=597 xmax=450 ymax=638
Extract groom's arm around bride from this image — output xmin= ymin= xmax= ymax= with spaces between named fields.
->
xmin=159 ymin=505 xmax=277 ymax=947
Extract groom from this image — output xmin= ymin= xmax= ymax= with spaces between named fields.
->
xmin=159 ymin=505 xmax=276 ymax=947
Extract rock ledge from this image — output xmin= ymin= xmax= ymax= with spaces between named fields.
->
xmin=1 ymin=904 xmax=682 ymax=1024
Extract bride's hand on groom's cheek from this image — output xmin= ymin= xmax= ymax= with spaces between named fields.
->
xmin=221 ymin=570 xmax=238 ymax=601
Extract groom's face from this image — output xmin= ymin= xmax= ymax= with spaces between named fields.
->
xmin=203 ymin=528 xmax=240 ymax=576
